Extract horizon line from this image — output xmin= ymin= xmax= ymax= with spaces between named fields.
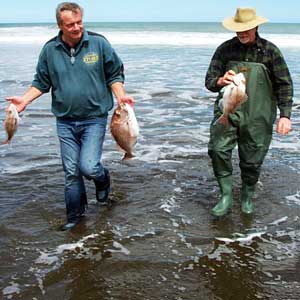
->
xmin=1 ymin=20 xmax=300 ymax=24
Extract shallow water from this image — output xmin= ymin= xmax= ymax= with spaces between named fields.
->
xmin=1 ymin=28 xmax=300 ymax=299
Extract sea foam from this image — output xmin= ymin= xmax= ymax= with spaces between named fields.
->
xmin=1 ymin=26 xmax=300 ymax=48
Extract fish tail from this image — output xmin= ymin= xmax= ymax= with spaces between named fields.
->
xmin=122 ymin=152 xmax=134 ymax=160
xmin=216 ymin=115 xmax=229 ymax=126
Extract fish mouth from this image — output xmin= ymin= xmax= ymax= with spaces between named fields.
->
xmin=120 ymin=102 xmax=128 ymax=109
xmin=232 ymin=77 xmax=240 ymax=86
xmin=233 ymin=76 xmax=245 ymax=86
xmin=118 ymin=103 xmax=129 ymax=113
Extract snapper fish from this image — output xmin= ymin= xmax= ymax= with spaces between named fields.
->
xmin=110 ymin=102 xmax=139 ymax=160
xmin=2 ymin=103 xmax=20 ymax=144
xmin=217 ymin=72 xmax=247 ymax=126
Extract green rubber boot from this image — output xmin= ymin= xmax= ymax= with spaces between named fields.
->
xmin=240 ymin=183 xmax=255 ymax=214
xmin=211 ymin=176 xmax=233 ymax=217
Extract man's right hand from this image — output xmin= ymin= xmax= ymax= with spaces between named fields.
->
xmin=6 ymin=96 xmax=27 ymax=113
xmin=217 ymin=70 xmax=236 ymax=87
xmin=5 ymin=86 xmax=43 ymax=113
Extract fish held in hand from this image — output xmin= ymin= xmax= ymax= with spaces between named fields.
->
xmin=217 ymin=72 xmax=247 ymax=126
xmin=2 ymin=103 xmax=20 ymax=144
xmin=110 ymin=102 xmax=139 ymax=160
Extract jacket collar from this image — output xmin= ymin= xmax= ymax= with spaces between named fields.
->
xmin=55 ymin=29 xmax=89 ymax=50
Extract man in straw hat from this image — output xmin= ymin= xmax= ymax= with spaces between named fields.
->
xmin=205 ymin=8 xmax=293 ymax=216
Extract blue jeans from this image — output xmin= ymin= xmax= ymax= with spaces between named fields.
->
xmin=56 ymin=117 xmax=108 ymax=222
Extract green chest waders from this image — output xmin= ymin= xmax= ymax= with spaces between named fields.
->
xmin=208 ymin=61 xmax=277 ymax=185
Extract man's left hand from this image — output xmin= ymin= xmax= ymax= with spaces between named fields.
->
xmin=276 ymin=117 xmax=291 ymax=135
xmin=119 ymin=95 xmax=135 ymax=107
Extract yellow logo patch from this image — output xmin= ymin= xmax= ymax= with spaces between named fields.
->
xmin=83 ymin=52 xmax=99 ymax=64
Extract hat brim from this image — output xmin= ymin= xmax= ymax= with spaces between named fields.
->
xmin=222 ymin=16 xmax=268 ymax=32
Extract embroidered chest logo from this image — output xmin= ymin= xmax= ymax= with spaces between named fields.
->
xmin=83 ymin=52 xmax=99 ymax=64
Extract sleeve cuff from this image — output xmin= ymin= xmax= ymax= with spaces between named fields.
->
xmin=210 ymin=78 xmax=222 ymax=93
xmin=279 ymin=108 xmax=291 ymax=119
xmin=31 ymin=82 xmax=50 ymax=93
xmin=108 ymin=78 xmax=124 ymax=86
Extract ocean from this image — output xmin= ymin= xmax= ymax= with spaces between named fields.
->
xmin=0 ymin=22 xmax=300 ymax=299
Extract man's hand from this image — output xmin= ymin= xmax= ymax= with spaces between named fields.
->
xmin=6 ymin=86 xmax=43 ymax=113
xmin=6 ymin=96 xmax=27 ymax=113
xmin=217 ymin=70 xmax=236 ymax=87
xmin=276 ymin=117 xmax=291 ymax=135
xmin=110 ymin=82 xmax=135 ymax=107
xmin=118 ymin=95 xmax=135 ymax=107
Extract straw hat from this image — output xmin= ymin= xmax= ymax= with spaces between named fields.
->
xmin=222 ymin=8 xmax=268 ymax=32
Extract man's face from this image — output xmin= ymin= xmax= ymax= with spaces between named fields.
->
xmin=59 ymin=9 xmax=83 ymax=43
xmin=236 ymin=27 xmax=257 ymax=45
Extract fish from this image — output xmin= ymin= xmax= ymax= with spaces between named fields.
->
xmin=2 ymin=103 xmax=20 ymax=144
xmin=110 ymin=102 xmax=139 ymax=160
xmin=217 ymin=72 xmax=247 ymax=126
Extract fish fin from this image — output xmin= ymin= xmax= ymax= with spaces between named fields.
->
xmin=216 ymin=115 xmax=229 ymax=126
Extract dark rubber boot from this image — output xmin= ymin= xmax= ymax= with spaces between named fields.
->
xmin=241 ymin=182 xmax=255 ymax=214
xmin=94 ymin=169 xmax=111 ymax=203
xmin=211 ymin=176 xmax=233 ymax=217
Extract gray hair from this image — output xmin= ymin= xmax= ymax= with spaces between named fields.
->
xmin=56 ymin=2 xmax=84 ymax=25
